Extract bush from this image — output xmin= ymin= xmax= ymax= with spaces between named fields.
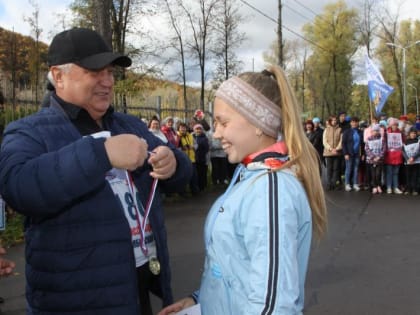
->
xmin=0 ymin=212 xmax=24 ymax=247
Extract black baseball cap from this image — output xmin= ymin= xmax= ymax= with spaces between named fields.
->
xmin=47 ymin=28 xmax=132 ymax=70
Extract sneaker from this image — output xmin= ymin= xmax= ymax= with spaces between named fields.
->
xmin=404 ymin=191 xmax=409 ymax=195
xmin=377 ymin=186 xmax=382 ymax=194
xmin=413 ymin=191 xmax=418 ymax=196
xmin=353 ymin=184 xmax=360 ymax=192
xmin=386 ymin=188 xmax=392 ymax=194
xmin=394 ymin=188 xmax=403 ymax=194
xmin=372 ymin=187 xmax=378 ymax=194
xmin=345 ymin=184 xmax=352 ymax=191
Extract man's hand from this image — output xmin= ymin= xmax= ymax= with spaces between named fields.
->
xmin=148 ymin=146 xmax=177 ymax=180
xmin=105 ymin=134 xmax=148 ymax=171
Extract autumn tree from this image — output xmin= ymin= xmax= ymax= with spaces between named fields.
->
xmin=303 ymin=0 xmax=359 ymax=116
xmin=379 ymin=16 xmax=420 ymax=116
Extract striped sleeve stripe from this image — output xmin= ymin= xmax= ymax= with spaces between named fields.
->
xmin=261 ymin=172 xmax=280 ymax=315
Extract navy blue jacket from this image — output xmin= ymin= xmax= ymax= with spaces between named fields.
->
xmin=342 ymin=128 xmax=364 ymax=157
xmin=0 ymin=100 xmax=192 ymax=314
xmin=193 ymin=133 xmax=209 ymax=164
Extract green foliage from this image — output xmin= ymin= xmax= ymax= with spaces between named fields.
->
xmin=69 ymin=0 xmax=95 ymax=29
xmin=0 ymin=212 xmax=24 ymax=247
xmin=303 ymin=0 xmax=359 ymax=116
xmin=377 ymin=19 xmax=420 ymax=117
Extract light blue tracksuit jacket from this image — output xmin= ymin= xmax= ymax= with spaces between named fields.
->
xmin=195 ymin=163 xmax=312 ymax=315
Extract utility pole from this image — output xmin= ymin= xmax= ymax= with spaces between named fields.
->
xmin=277 ymin=0 xmax=283 ymax=67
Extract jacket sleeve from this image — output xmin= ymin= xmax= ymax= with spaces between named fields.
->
xmin=322 ymin=128 xmax=330 ymax=151
xmin=239 ymin=171 xmax=310 ymax=314
xmin=342 ymin=130 xmax=350 ymax=155
xmin=0 ymin=119 xmax=112 ymax=217
xmin=336 ymin=129 xmax=343 ymax=151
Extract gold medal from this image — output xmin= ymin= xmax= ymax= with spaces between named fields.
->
xmin=149 ymin=257 xmax=161 ymax=275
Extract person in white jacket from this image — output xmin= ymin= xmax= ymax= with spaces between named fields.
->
xmin=158 ymin=65 xmax=327 ymax=315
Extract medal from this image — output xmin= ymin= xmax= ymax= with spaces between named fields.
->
xmin=149 ymin=257 xmax=161 ymax=275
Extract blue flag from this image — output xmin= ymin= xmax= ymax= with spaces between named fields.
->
xmin=365 ymin=55 xmax=394 ymax=115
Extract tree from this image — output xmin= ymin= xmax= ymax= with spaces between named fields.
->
xmin=24 ymin=0 xmax=43 ymax=105
xmin=277 ymin=0 xmax=283 ymax=67
xmin=379 ymin=16 xmax=420 ymax=116
xmin=70 ymin=0 xmax=129 ymax=55
xmin=180 ymin=0 xmax=220 ymax=109
xmin=93 ymin=0 xmax=112 ymax=46
xmin=357 ymin=0 xmax=385 ymax=58
xmin=303 ymin=0 xmax=359 ymax=116
xmin=211 ymin=0 xmax=245 ymax=87
xmin=163 ymin=0 xmax=189 ymax=114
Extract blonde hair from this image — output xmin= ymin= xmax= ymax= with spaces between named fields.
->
xmin=238 ymin=65 xmax=327 ymax=239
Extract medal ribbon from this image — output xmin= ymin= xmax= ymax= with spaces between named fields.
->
xmin=125 ymin=171 xmax=158 ymax=257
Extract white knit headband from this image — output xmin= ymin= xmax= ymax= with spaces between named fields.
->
xmin=215 ymin=76 xmax=281 ymax=138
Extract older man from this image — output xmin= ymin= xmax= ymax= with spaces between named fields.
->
xmin=0 ymin=28 xmax=191 ymax=315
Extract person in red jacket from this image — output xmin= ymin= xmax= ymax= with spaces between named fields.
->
xmin=384 ymin=118 xmax=405 ymax=194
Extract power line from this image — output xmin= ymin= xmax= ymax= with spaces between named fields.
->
xmin=292 ymin=0 xmax=322 ymax=19
xmin=237 ymin=0 xmax=330 ymax=53
xmin=283 ymin=3 xmax=313 ymax=24
xmin=292 ymin=0 xmax=332 ymax=26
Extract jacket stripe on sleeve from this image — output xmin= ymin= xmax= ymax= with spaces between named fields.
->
xmin=261 ymin=172 xmax=279 ymax=315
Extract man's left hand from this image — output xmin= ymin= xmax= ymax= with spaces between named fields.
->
xmin=148 ymin=146 xmax=177 ymax=180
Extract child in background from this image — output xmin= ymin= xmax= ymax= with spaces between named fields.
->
xmin=365 ymin=124 xmax=386 ymax=194
xmin=402 ymin=127 xmax=420 ymax=195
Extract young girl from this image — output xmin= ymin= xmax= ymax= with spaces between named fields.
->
xmin=158 ymin=65 xmax=327 ymax=315
xmin=384 ymin=118 xmax=404 ymax=194
xmin=365 ymin=124 xmax=386 ymax=194
xmin=322 ymin=115 xmax=343 ymax=190
xmin=402 ymin=127 xmax=420 ymax=195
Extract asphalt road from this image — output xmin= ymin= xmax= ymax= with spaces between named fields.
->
xmin=1 ymin=185 xmax=419 ymax=315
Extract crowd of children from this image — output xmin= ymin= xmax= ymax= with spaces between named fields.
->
xmin=305 ymin=113 xmax=420 ymax=195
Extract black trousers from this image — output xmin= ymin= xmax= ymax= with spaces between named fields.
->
xmin=325 ymin=156 xmax=341 ymax=188
xmin=405 ymin=164 xmax=419 ymax=192
xmin=368 ymin=164 xmax=383 ymax=187
xmin=210 ymin=156 xmax=228 ymax=184
xmin=196 ymin=162 xmax=208 ymax=191
xmin=136 ymin=262 xmax=163 ymax=315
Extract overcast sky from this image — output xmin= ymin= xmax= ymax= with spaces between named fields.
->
xmin=1 ymin=0 xmax=420 ymax=79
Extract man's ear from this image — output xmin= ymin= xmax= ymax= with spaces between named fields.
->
xmin=50 ymin=67 xmax=64 ymax=89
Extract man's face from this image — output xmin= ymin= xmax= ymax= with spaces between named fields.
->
xmin=53 ymin=64 xmax=115 ymax=121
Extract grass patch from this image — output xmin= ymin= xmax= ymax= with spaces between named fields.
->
xmin=0 ymin=212 xmax=24 ymax=247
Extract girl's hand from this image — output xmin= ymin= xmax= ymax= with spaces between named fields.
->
xmin=157 ymin=297 xmax=196 ymax=315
